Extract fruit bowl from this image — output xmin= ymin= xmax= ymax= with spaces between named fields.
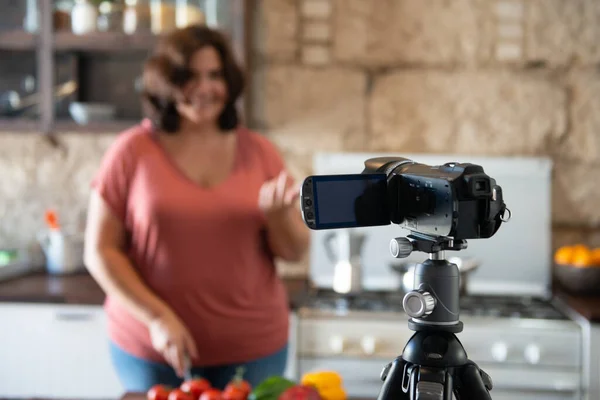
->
xmin=554 ymin=245 xmax=600 ymax=295
xmin=554 ymin=263 xmax=600 ymax=295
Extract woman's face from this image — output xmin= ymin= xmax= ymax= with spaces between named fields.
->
xmin=177 ymin=46 xmax=228 ymax=128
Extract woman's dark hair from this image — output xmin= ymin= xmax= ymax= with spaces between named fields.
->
xmin=141 ymin=25 xmax=245 ymax=133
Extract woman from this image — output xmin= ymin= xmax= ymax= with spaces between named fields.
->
xmin=84 ymin=25 xmax=310 ymax=392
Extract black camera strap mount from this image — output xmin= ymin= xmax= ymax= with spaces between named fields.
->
xmin=377 ymin=234 xmax=493 ymax=400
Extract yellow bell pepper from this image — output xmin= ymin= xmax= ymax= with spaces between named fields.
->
xmin=301 ymin=371 xmax=346 ymax=400
xmin=316 ymin=385 xmax=346 ymax=400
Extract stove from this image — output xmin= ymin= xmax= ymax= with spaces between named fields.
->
xmin=294 ymin=290 xmax=583 ymax=400
xmin=301 ymin=289 xmax=570 ymax=320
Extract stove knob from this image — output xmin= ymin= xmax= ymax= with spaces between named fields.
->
xmin=491 ymin=342 xmax=508 ymax=362
xmin=403 ymin=291 xmax=436 ymax=318
xmin=361 ymin=336 xmax=378 ymax=355
xmin=524 ymin=344 xmax=541 ymax=365
xmin=329 ymin=335 xmax=346 ymax=354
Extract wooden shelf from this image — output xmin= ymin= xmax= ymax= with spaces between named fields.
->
xmin=53 ymin=119 xmax=140 ymax=133
xmin=0 ymin=118 xmax=41 ymax=132
xmin=0 ymin=30 xmax=36 ymax=51
xmin=54 ymin=32 xmax=158 ymax=52
xmin=0 ymin=119 xmax=140 ymax=134
xmin=0 ymin=30 xmax=159 ymax=52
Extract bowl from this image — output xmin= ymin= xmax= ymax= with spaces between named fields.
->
xmin=554 ymin=263 xmax=600 ymax=295
xmin=69 ymin=102 xmax=116 ymax=125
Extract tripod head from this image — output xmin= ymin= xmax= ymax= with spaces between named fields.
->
xmin=390 ymin=233 xmax=467 ymax=333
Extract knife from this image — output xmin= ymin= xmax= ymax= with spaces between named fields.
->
xmin=183 ymin=352 xmax=193 ymax=381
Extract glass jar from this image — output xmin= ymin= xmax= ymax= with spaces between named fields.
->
xmin=149 ymin=0 xmax=177 ymax=34
xmin=123 ymin=0 xmax=152 ymax=34
xmin=71 ymin=0 xmax=98 ymax=35
xmin=175 ymin=0 xmax=205 ymax=28
xmin=97 ymin=1 xmax=124 ymax=32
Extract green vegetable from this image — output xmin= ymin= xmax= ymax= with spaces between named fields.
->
xmin=248 ymin=376 xmax=296 ymax=400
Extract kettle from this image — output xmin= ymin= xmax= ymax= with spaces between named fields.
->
xmin=324 ymin=230 xmax=366 ymax=294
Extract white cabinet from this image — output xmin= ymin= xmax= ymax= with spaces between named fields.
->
xmin=0 ymin=303 xmax=123 ymax=399
xmin=0 ymin=305 xmax=300 ymax=399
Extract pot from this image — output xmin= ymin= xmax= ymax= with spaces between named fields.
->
xmin=390 ymin=256 xmax=480 ymax=296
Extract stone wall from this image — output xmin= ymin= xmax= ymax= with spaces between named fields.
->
xmin=0 ymin=0 xmax=599 ymax=266
xmin=250 ymin=0 xmax=600 ymax=254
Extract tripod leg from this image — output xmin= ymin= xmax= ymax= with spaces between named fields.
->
xmin=455 ymin=361 xmax=493 ymax=400
xmin=377 ymin=357 xmax=411 ymax=400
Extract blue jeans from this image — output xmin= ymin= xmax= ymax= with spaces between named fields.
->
xmin=109 ymin=341 xmax=289 ymax=392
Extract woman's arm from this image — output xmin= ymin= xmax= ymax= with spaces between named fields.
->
xmin=260 ymin=171 xmax=310 ymax=262
xmin=84 ymin=190 xmax=170 ymax=325
xmin=84 ymin=190 xmax=198 ymax=376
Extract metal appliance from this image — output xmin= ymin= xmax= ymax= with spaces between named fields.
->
xmin=324 ymin=229 xmax=365 ymax=295
xmin=295 ymin=153 xmax=584 ymax=400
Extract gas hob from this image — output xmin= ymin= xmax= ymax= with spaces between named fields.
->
xmin=301 ymin=289 xmax=570 ymax=320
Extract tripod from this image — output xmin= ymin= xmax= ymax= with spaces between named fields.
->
xmin=376 ymin=234 xmax=493 ymax=400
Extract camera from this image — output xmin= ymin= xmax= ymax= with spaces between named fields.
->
xmin=301 ymin=156 xmax=508 ymax=399
xmin=300 ymin=156 xmax=507 ymax=241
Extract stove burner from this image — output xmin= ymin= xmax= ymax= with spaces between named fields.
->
xmin=303 ymin=290 xmax=569 ymax=320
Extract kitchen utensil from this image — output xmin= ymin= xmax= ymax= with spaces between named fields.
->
xmin=183 ymin=352 xmax=193 ymax=381
xmin=38 ymin=210 xmax=85 ymax=275
xmin=324 ymin=229 xmax=365 ymax=294
xmin=69 ymin=101 xmax=116 ymax=125
xmin=0 ymin=81 xmax=77 ymax=117
xmin=390 ymin=256 xmax=480 ymax=295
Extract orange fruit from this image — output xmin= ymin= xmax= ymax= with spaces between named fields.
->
xmin=572 ymin=245 xmax=593 ymax=267
xmin=554 ymin=245 xmax=574 ymax=265
xmin=591 ymin=248 xmax=600 ymax=266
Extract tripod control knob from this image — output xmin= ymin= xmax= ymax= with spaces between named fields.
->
xmin=390 ymin=237 xmax=413 ymax=258
xmin=403 ymin=291 xmax=436 ymax=318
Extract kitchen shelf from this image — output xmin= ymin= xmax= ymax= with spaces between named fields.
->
xmin=54 ymin=119 xmax=140 ymax=133
xmin=0 ymin=0 xmax=253 ymax=135
xmin=0 ymin=30 xmax=36 ymax=51
xmin=0 ymin=31 xmax=160 ymax=53
xmin=54 ymin=32 xmax=159 ymax=52
xmin=0 ymin=118 xmax=41 ymax=132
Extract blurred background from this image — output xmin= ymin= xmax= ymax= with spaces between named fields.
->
xmin=0 ymin=1 xmax=599 ymax=400
xmin=0 ymin=0 xmax=597 ymax=255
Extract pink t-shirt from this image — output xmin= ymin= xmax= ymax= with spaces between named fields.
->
xmin=91 ymin=120 xmax=290 ymax=366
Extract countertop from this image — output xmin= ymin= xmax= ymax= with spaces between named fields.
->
xmin=3 ymin=269 xmax=600 ymax=323
xmin=120 ymin=394 xmax=374 ymax=400
xmin=0 ymin=270 xmax=312 ymax=309
xmin=553 ymin=283 xmax=600 ymax=322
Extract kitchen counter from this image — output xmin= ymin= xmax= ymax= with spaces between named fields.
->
xmin=120 ymin=394 xmax=375 ymax=400
xmin=0 ymin=270 xmax=312 ymax=309
xmin=554 ymin=283 xmax=600 ymax=322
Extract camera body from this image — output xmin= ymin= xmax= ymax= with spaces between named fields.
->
xmin=301 ymin=156 xmax=507 ymax=241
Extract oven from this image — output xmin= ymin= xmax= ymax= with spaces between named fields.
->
xmin=293 ymin=292 xmax=583 ymax=399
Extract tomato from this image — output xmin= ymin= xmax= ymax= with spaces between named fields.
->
xmin=181 ymin=377 xmax=212 ymax=398
xmin=279 ymin=385 xmax=321 ymax=400
xmin=168 ymin=388 xmax=196 ymax=400
xmin=222 ymin=386 xmax=246 ymax=400
xmin=147 ymin=384 xmax=171 ymax=400
xmin=199 ymin=388 xmax=223 ymax=400
xmin=224 ymin=380 xmax=251 ymax=398
xmin=224 ymin=367 xmax=251 ymax=398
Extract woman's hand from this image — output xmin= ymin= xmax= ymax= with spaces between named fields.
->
xmin=259 ymin=171 xmax=299 ymax=218
xmin=148 ymin=309 xmax=198 ymax=377
xmin=259 ymin=171 xmax=309 ymax=262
